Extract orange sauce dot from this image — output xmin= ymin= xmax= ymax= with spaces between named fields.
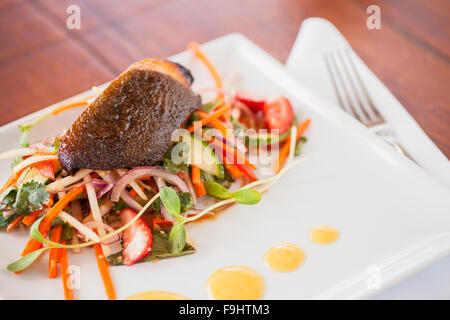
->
xmin=263 ymin=243 xmax=305 ymax=272
xmin=207 ymin=266 xmax=264 ymax=300
xmin=309 ymin=225 xmax=339 ymax=244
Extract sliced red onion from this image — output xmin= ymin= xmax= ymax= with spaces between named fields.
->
xmin=97 ymin=170 xmax=143 ymax=211
xmin=97 ymin=183 xmax=113 ymax=198
xmin=53 ymin=179 xmax=107 ymax=193
xmin=110 ymin=167 xmax=189 ymax=202
xmin=82 ymin=221 xmax=120 ymax=245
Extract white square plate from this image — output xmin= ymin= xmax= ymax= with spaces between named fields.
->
xmin=0 ymin=33 xmax=449 ymax=299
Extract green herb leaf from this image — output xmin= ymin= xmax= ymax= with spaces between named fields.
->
xmin=204 ymin=181 xmax=233 ymax=200
xmin=113 ymin=201 xmax=128 ymax=212
xmin=30 ymin=216 xmax=49 ymax=244
xmin=294 ymin=137 xmax=307 ymax=156
xmin=179 ymin=192 xmax=193 ymax=213
xmin=168 ymin=223 xmax=186 ymax=254
xmin=233 ymin=189 xmax=261 ymax=205
xmin=7 ymin=247 xmax=50 ymax=272
xmin=14 ymin=181 xmax=49 ymax=215
xmin=162 ymin=142 xmax=190 ymax=174
xmin=160 ymin=187 xmax=181 ymax=219
xmin=201 ymin=99 xmax=222 ymax=113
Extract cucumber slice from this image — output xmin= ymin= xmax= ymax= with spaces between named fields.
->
xmin=183 ymin=134 xmax=224 ymax=179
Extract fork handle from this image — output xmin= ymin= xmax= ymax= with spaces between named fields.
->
xmin=378 ymin=135 xmax=419 ymax=165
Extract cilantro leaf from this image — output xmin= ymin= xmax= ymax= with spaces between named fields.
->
xmin=14 ymin=181 xmax=49 ymax=215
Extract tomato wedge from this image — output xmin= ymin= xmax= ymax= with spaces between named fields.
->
xmin=36 ymin=162 xmax=55 ymax=180
xmin=235 ymin=92 xmax=266 ymax=112
xmin=264 ymin=96 xmax=293 ymax=134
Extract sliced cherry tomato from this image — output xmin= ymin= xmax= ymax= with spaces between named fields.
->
xmin=36 ymin=162 xmax=55 ymax=180
xmin=235 ymin=92 xmax=266 ymax=112
xmin=264 ymin=96 xmax=293 ymax=134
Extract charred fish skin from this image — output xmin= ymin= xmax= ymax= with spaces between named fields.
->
xmin=58 ymin=59 xmax=201 ymax=174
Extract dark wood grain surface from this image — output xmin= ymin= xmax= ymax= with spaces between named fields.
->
xmin=0 ymin=0 xmax=449 ymax=157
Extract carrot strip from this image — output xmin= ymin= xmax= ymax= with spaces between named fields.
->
xmin=188 ymin=42 xmax=223 ymax=93
xmin=191 ymin=165 xmax=206 ymax=197
xmin=224 ymin=163 xmax=244 ymax=178
xmin=129 ymin=189 xmax=137 ymax=198
xmin=153 ymin=218 xmax=173 ymax=226
xmin=51 ymin=96 xmax=93 ymax=116
xmin=6 ymin=215 xmax=23 ymax=232
xmin=22 ymin=209 xmax=43 ymax=226
xmin=21 ymin=186 xmax=84 ymax=258
xmin=274 ymin=119 xmax=311 ymax=173
xmin=48 ymin=225 xmax=62 ymax=278
xmin=94 ymin=243 xmax=116 ymax=300
xmin=46 ymin=194 xmax=54 ymax=208
xmin=203 ymin=132 xmax=256 ymax=169
xmin=236 ymin=163 xmax=258 ymax=181
xmin=0 ymin=158 xmax=60 ymax=194
xmin=59 ymin=240 xmax=74 ymax=300
xmin=187 ymin=105 xmax=231 ymax=133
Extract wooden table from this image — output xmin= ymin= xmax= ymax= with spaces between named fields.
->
xmin=1 ymin=0 xmax=449 ymax=157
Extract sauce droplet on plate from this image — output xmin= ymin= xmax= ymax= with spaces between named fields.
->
xmin=309 ymin=225 xmax=339 ymax=244
xmin=207 ymin=266 xmax=264 ymax=300
xmin=125 ymin=290 xmax=189 ymax=300
xmin=263 ymin=243 xmax=305 ymax=272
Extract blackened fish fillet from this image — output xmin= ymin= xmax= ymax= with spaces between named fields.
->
xmin=58 ymin=59 xmax=201 ymax=174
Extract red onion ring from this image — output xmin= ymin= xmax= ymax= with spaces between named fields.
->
xmin=110 ymin=167 xmax=190 ymax=202
xmin=53 ymin=179 xmax=108 ymax=194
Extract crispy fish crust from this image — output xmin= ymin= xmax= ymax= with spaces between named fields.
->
xmin=58 ymin=59 xmax=201 ymax=174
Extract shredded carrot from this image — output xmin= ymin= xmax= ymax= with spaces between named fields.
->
xmin=153 ymin=218 xmax=173 ymax=226
xmin=274 ymin=119 xmax=311 ymax=173
xmin=59 ymin=240 xmax=74 ymax=300
xmin=224 ymin=163 xmax=244 ymax=178
xmin=51 ymin=96 xmax=93 ymax=116
xmin=203 ymin=132 xmax=256 ymax=169
xmin=22 ymin=209 xmax=43 ymax=226
xmin=191 ymin=165 xmax=206 ymax=197
xmin=6 ymin=215 xmax=23 ymax=232
xmin=46 ymin=194 xmax=54 ymax=208
xmin=187 ymin=105 xmax=231 ymax=133
xmin=0 ymin=158 xmax=60 ymax=194
xmin=21 ymin=186 xmax=84 ymax=258
xmin=188 ymin=42 xmax=223 ymax=94
xmin=94 ymin=243 xmax=116 ymax=300
xmin=236 ymin=163 xmax=258 ymax=181
xmin=129 ymin=189 xmax=137 ymax=198
xmin=48 ymin=225 xmax=62 ymax=278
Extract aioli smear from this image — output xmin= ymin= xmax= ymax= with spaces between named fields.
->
xmin=207 ymin=266 xmax=264 ymax=300
xmin=263 ymin=243 xmax=305 ymax=272
xmin=309 ymin=225 xmax=339 ymax=244
xmin=125 ymin=290 xmax=188 ymax=300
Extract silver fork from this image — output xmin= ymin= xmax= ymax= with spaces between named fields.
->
xmin=324 ymin=48 xmax=417 ymax=164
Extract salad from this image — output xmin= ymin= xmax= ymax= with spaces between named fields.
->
xmin=0 ymin=42 xmax=310 ymax=300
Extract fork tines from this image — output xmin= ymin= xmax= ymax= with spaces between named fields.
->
xmin=324 ymin=49 xmax=384 ymax=127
